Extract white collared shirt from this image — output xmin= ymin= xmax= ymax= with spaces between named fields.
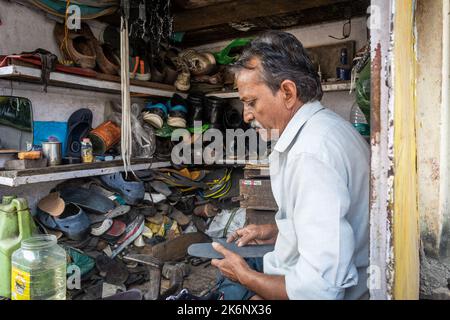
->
xmin=263 ymin=100 xmax=370 ymax=300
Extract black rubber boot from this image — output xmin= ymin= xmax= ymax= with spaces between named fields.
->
xmin=205 ymin=96 xmax=226 ymax=130
xmin=187 ymin=92 xmax=205 ymax=128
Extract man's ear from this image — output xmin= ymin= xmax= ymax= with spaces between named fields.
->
xmin=280 ymin=80 xmax=298 ymax=110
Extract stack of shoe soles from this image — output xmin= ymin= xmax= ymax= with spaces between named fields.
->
xmin=152 ymin=168 xmax=233 ymax=199
xmin=54 ymin=22 xmax=120 ymax=75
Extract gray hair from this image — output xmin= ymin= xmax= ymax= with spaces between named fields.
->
xmin=230 ymin=30 xmax=323 ymax=103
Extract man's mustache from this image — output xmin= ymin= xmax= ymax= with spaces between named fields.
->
xmin=250 ymin=120 xmax=263 ymax=129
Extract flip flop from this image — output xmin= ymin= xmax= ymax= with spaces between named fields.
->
xmin=101 ymin=219 xmax=126 ymax=243
xmin=188 ymin=238 xmax=275 ymax=259
xmin=66 ymin=108 xmax=93 ymax=157
xmin=105 ymin=205 xmax=131 ymax=219
xmin=169 ymin=208 xmax=191 ymax=227
xmin=111 ymin=215 xmax=145 ymax=258
xmin=59 ymin=187 xmax=115 ymax=214
xmin=103 ymin=289 xmax=143 ymax=300
xmin=91 ymin=218 xmax=113 ymax=236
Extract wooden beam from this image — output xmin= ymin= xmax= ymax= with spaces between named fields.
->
xmin=180 ymin=0 xmax=369 ymax=46
xmin=392 ymin=0 xmax=420 ymax=300
xmin=173 ymin=0 xmax=351 ymax=32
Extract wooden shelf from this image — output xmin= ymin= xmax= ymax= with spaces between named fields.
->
xmin=205 ymin=81 xmax=353 ymax=99
xmin=0 ymin=65 xmax=186 ymax=98
xmin=0 ymin=159 xmax=171 ymax=187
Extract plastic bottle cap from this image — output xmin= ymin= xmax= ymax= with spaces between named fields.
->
xmin=82 ymin=138 xmax=91 ymax=143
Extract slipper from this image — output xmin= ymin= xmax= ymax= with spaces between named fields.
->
xmin=91 ymin=218 xmax=113 ymax=236
xmin=99 ymin=172 xmax=145 ymax=206
xmin=146 ymin=212 xmax=164 ymax=225
xmin=156 ymin=203 xmax=173 ymax=215
xmin=169 ymin=208 xmax=191 ymax=227
xmin=133 ymin=203 xmax=157 ymax=217
xmin=188 ymin=238 xmax=274 ymax=259
xmin=66 ymin=108 xmax=93 ymax=158
xmin=105 ymin=205 xmax=131 ymax=219
xmin=38 ymin=192 xmax=65 ymax=217
xmin=149 ymin=180 xmax=173 ymax=197
xmin=59 ymin=187 xmax=115 ymax=214
xmin=37 ymin=202 xmax=91 ymax=241
xmin=151 ymin=232 xmax=211 ymax=262
xmin=103 ymin=289 xmax=143 ymax=300
xmin=101 ymin=219 xmax=126 ymax=243
xmin=111 ymin=215 xmax=145 ymax=258
xmin=105 ymin=261 xmax=129 ymax=286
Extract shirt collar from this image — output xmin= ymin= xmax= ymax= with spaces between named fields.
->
xmin=272 ymin=100 xmax=325 ymax=153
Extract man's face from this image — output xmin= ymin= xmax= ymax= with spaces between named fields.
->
xmin=236 ymin=60 xmax=286 ymax=141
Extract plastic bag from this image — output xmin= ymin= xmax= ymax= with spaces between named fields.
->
xmin=206 ymin=208 xmax=246 ymax=239
xmin=109 ymin=102 xmax=156 ymax=158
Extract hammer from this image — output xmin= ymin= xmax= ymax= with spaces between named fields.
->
xmin=123 ymin=254 xmax=163 ymax=300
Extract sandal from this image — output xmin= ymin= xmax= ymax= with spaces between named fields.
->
xmin=37 ymin=203 xmax=91 ymax=241
xmin=99 ymin=172 xmax=145 ymax=206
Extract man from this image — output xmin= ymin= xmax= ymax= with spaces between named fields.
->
xmin=210 ymin=30 xmax=370 ymax=300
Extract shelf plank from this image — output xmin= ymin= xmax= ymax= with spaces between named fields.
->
xmin=0 ymin=159 xmax=171 ymax=187
xmin=0 ymin=65 xmax=180 ymax=98
xmin=205 ymin=81 xmax=353 ymax=99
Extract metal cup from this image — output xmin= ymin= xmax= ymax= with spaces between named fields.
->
xmin=42 ymin=141 xmax=62 ymax=166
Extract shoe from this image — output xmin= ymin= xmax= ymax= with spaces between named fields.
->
xmin=179 ymin=49 xmax=216 ymax=76
xmin=205 ymin=96 xmax=226 ymax=130
xmin=135 ymin=56 xmax=151 ymax=81
xmin=82 ymin=24 xmax=120 ymax=75
xmin=223 ymin=106 xmax=248 ymax=130
xmin=37 ymin=202 xmax=91 ymax=241
xmin=54 ymin=23 xmax=96 ymax=69
xmin=150 ymin=57 xmax=166 ymax=83
xmin=167 ymin=94 xmax=188 ymax=128
xmin=155 ymin=137 xmax=173 ymax=161
xmin=130 ymin=56 xmax=151 ymax=81
xmin=99 ymin=172 xmax=145 ymax=205
xmin=187 ymin=92 xmax=205 ymax=128
xmin=174 ymin=58 xmax=190 ymax=91
xmin=129 ymin=56 xmax=140 ymax=79
xmin=97 ymin=43 xmax=120 ymax=75
xmin=142 ymin=101 xmax=168 ymax=129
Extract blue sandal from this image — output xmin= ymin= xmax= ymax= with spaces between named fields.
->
xmin=37 ymin=202 xmax=91 ymax=241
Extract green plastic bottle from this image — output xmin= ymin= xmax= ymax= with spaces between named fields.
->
xmin=0 ymin=197 xmax=35 ymax=298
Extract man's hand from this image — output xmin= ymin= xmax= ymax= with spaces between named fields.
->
xmin=210 ymin=242 xmax=252 ymax=283
xmin=227 ymin=224 xmax=278 ymax=247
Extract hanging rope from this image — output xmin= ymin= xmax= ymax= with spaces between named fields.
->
xmin=120 ymin=13 xmax=133 ymax=176
xmin=61 ymin=0 xmax=71 ymax=56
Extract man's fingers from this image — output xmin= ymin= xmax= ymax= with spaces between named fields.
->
xmin=236 ymin=233 xmax=256 ymax=247
xmin=211 ymin=258 xmax=220 ymax=268
xmin=227 ymin=228 xmax=246 ymax=243
xmin=212 ymin=242 xmax=232 ymax=257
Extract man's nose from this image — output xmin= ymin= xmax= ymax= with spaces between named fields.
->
xmin=243 ymin=108 xmax=254 ymax=124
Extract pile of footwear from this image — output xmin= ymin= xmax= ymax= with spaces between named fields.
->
xmin=32 ymin=165 xmax=242 ymax=299
xmin=54 ymin=23 xmax=120 ymax=75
